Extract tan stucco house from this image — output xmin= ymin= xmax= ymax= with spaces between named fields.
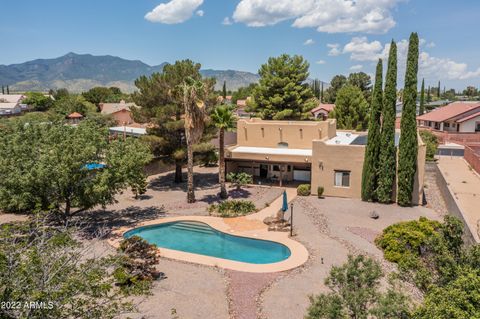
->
xmin=226 ymin=118 xmax=426 ymax=205
xmin=100 ymin=100 xmax=138 ymax=125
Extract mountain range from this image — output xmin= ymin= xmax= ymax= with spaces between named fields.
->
xmin=0 ymin=53 xmax=261 ymax=92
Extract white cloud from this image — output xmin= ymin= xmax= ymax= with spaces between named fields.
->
xmin=342 ymin=36 xmax=383 ymax=61
xmin=327 ymin=43 xmax=341 ymax=56
xmin=222 ymin=17 xmax=233 ymax=25
xmin=232 ymin=0 xmax=403 ymax=33
xmin=196 ymin=10 xmax=204 ymax=17
xmin=426 ymin=41 xmax=436 ymax=48
xmin=304 ymin=39 xmax=315 ymax=45
xmin=316 ymin=60 xmax=326 ymax=64
xmin=338 ymin=37 xmax=480 ymax=81
xmin=350 ymin=64 xmax=363 ymax=71
xmin=145 ymin=0 xmax=203 ymax=24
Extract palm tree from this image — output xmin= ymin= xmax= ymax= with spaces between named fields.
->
xmin=181 ymin=77 xmax=207 ymax=203
xmin=211 ymin=106 xmax=236 ymax=199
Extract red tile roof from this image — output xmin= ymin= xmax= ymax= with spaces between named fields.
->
xmin=311 ymin=103 xmax=335 ymax=114
xmin=456 ymin=111 xmax=480 ymax=123
xmin=67 ymin=112 xmax=83 ymax=119
xmin=417 ymin=102 xmax=480 ymax=122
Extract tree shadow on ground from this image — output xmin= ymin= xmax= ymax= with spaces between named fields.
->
xmin=72 ymin=206 xmax=166 ymax=240
xmin=149 ymin=171 xmax=219 ymax=192
xmin=198 ymin=188 xmax=253 ymax=205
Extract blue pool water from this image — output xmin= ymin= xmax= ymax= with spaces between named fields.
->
xmin=83 ymin=163 xmax=106 ymax=170
xmin=124 ymin=221 xmax=291 ymax=264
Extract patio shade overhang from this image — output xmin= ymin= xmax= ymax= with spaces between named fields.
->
xmin=227 ymin=146 xmax=312 ymax=163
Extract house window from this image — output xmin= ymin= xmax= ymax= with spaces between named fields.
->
xmin=334 ymin=171 xmax=350 ymax=187
xmin=444 ymin=122 xmax=450 ymax=128
xmin=272 ymin=165 xmax=280 ymax=172
xmin=476 ymin=122 xmax=480 ymax=132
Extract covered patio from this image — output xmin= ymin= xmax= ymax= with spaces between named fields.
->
xmin=225 ymin=145 xmax=312 ymax=187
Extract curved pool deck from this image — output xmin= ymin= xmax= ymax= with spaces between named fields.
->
xmin=109 ymin=188 xmax=309 ymax=273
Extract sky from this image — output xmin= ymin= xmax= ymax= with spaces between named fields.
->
xmin=1 ymin=0 xmax=480 ymax=90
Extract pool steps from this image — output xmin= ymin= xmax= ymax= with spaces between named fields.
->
xmin=169 ymin=221 xmax=217 ymax=235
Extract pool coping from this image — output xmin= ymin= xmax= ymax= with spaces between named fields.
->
xmin=109 ymin=189 xmax=309 ymax=273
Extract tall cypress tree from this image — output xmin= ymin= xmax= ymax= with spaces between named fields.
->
xmin=427 ymin=86 xmax=431 ymax=103
xmin=419 ymin=78 xmax=425 ymax=115
xmin=397 ymin=33 xmax=419 ymax=206
xmin=222 ymin=81 xmax=227 ymax=99
xmin=437 ymin=81 xmax=441 ymax=97
xmin=361 ymin=59 xmax=383 ymax=202
xmin=377 ymin=41 xmax=397 ymax=204
xmin=320 ymin=82 xmax=324 ymax=103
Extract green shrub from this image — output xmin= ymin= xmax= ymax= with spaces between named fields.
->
xmin=375 ymin=217 xmax=442 ymax=263
xmin=226 ymin=172 xmax=253 ymax=190
xmin=297 ymin=184 xmax=311 ymax=196
xmin=208 ymin=200 xmax=256 ymax=217
xmin=420 ymin=130 xmax=439 ymax=161
xmin=317 ymin=186 xmax=324 ymax=198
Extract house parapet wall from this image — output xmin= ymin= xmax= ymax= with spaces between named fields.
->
xmin=235 ymin=118 xmax=336 ymax=149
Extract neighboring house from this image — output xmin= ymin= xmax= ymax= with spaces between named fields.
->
xmin=235 ymin=98 xmax=253 ymax=118
xmin=226 ymin=118 xmax=425 ymax=205
xmin=0 ymin=103 xmax=22 ymax=116
xmin=100 ymin=100 xmax=138 ymax=125
xmin=310 ymin=103 xmax=335 ymax=120
xmin=218 ymin=95 xmax=233 ymax=105
xmin=0 ymin=94 xmax=25 ymax=116
xmin=417 ymin=101 xmax=480 ymax=133
xmin=109 ymin=125 xmax=147 ymax=138
xmin=67 ymin=112 xmax=84 ymax=125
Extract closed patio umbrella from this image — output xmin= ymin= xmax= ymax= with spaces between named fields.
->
xmin=281 ymin=190 xmax=288 ymax=220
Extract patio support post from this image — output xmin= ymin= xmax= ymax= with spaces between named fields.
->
xmin=279 ymin=164 xmax=283 ymax=187
xmin=290 ymin=203 xmax=294 ymax=237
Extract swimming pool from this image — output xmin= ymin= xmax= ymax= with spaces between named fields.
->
xmin=124 ymin=221 xmax=291 ymax=264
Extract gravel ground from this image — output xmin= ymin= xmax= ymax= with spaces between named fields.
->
xmin=423 ymin=162 xmax=449 ymax=217
xmin=226 ymin=271 xmax=282 ymax=319
xmin=0 ymin=213 xmax=28 ymax=224
xmin=123 ymin=259 xmax=229 ymax=319
xmin=261 ymin=196 xmax=442 ymax=319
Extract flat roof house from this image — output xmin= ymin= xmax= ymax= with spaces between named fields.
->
xmin=226 ymin=118 xmax=425 ymax=205
xmin=100 ymin=100 xmax=138 ymax=125
xmin=417 ymin=101 xmax=480 ymax=133
xmin=0 ymin=94 xmax=25 ymax=116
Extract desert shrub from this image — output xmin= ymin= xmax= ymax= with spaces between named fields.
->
xmin=420 ymin=130 xmax=439 ymax=161
xmin=375 ymin=217 xmax=442 ymax=263
xmin=208 ymin=200 xmax=256 ymax=217
xmin=226 ymin=172 xmax=253 ymax=190
xmin=376 ymin=216 xmax=468 ymax=291
xmin=114 ymin=236 xmax=161 ymax=294
xmin=297 ymin=184 xmax=311 ymax=196
xmin=317 ymin=186 xmax=324 ymax=198
xmin=306 ymin=255 xmax=411 ymax=319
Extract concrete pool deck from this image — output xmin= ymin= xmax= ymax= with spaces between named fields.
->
xmin=109 ymin=188 xmax=309 ymax=273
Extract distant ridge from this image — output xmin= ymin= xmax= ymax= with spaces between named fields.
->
xmin=0 ymin=52 xmax=261 ymax=92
